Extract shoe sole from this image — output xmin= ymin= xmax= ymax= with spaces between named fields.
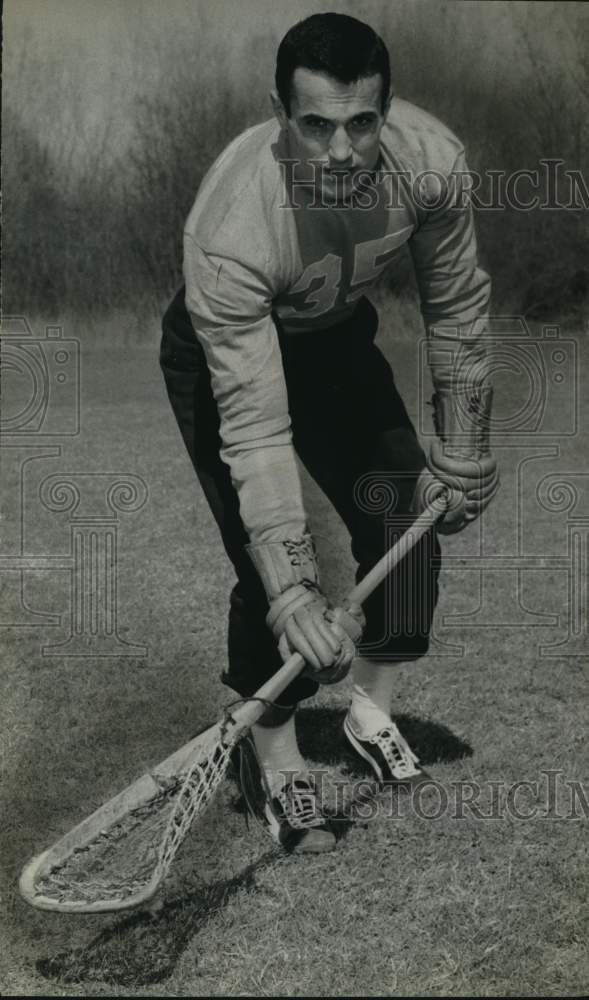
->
xmin=292 ymin=828 xmax=337 ymax=853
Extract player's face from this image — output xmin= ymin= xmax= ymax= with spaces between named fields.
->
xmin=273 ymin=68 xmax=390 ymax=199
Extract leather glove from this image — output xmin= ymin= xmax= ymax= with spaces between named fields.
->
xmin=412 ymin=382 xmax=499 ymax=534
xmin=247 ymin=534 xmax=365 ymax=685
xmin=413 ymin=442 xmax=499 ymax=534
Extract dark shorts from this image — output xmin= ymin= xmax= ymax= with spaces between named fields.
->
xmin=159 ymin=287 xmax=441 ymax=707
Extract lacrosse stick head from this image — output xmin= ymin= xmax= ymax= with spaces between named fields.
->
xmin=19 ymin=716 xmax=240 ymax=913
xmin=19 ymin=511 xmax=438 ymax=914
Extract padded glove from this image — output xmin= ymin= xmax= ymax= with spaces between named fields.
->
xmin=247 ymin=534 xmax=365 ymax=684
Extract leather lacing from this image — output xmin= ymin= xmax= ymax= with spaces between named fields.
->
xmin=369 ymin=723 xmax=421 ymax=778
xmin=233 ymin=735 xmax=327 ymax=833
xmin=274 ymin=776 xmax=326 ymax=830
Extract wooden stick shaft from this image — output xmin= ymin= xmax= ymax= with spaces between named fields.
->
xmin=230 ymin=494 xmax=447 ymax=731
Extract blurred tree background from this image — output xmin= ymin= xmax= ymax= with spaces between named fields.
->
xmin=3 ymin=0 xmax=588 ymax=325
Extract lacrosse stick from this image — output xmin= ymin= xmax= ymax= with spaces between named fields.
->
xmin=19 ymin=492 xmax=447 ymax=913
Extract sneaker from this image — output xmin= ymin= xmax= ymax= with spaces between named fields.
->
xmin=343 ymin=713 xmax=430 ymax=789
xmin=232 ymin=737 xmax=336 ymax=853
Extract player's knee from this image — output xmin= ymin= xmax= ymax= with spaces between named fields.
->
xmin=358 ymin=630 xmax=433 ymax=662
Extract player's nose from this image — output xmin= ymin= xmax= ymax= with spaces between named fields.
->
xmin=328 ymin=127 xmax=353 ymax=165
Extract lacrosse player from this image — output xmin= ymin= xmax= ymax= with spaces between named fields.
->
xmin=160 ymin=13 xmax=498 ymax=852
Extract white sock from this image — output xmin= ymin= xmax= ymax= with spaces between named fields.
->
xmin=252 ymin=714 xmax=307 ymax=794
xmin=349 ymin=658 xmax=397 ymax=735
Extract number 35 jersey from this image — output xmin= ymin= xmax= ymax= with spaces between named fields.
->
xmin=183 ymin=97 xmax=491 ymax=545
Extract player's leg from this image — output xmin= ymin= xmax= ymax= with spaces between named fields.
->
xmin=159 ymin=288 xmax=334 ymax=850
xmin=298 ymin=426 xmax=439 ymax=787
xmin=342 ymin=424 xmax=440 ymax=789
xmin=280 ymin=297 xmax=441 ymax=786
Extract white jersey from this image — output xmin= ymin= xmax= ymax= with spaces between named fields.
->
xmin=184 ymin=97 xmax=491 ymax=544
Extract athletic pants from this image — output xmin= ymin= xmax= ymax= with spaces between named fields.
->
xmin=160 ymin=287 xmax=441 ymax=708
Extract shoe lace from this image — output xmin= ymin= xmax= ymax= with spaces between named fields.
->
xmin=276 ymin=775 xmax=325 ymax=830
xmin=373 ymin=724 xmax=421 ymax=778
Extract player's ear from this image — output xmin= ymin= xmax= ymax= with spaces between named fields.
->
xmin=270 ymin=90 xmax=289 ymax=128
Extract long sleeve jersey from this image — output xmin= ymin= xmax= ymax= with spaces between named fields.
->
xmin=184 ymin=96 xmax=491 ymax=544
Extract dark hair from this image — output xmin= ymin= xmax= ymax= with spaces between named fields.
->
xmin=275 ymin=12 xmax=391 ymax=117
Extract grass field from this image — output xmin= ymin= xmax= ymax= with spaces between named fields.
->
xmin=1 ymin=294 xmax=588 ymax=996
xmin=3 ymin=2 xmax=588 ymax=994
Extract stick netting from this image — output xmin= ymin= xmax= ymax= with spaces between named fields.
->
xmin=32 ymin=731 xmax=235 ymax=908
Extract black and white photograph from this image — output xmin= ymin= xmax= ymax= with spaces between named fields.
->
xmin=2 ymin=1 xmax=588 ymax=995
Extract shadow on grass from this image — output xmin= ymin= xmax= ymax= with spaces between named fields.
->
xmin=36 ymin=707 xmax=471 ymax=988
xmin=36 ymin=850 xmax=277 ymax=987
xmin=227 ymin=706 xmax=471 ymax=837
xmin=295 ymin=705 xmax=472 ymax=774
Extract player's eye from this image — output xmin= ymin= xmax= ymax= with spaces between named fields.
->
xmin=302 ymin=117 xmax=332 ymax=134
xmin=350 ymin=115 xmax=377 ymax=132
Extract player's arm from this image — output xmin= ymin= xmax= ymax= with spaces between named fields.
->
xmin=409 ymin=150 xmax=499 ymax=533
xmin=184 ymin=236 xmax=363 ymax=679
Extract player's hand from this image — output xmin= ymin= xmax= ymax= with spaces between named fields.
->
xmin=309 ymin=600 xmax=365 ymax=684
xmin=247 ymin=533 xmax=364 ymax=684
xmin=412 ymin=441 xmax=499 ymax=535
xmin=270 ymin=592 xmax=365 ymax=685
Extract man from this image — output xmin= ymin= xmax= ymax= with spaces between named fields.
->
xmin=160 ymin=13 xmax=498 ymax=853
